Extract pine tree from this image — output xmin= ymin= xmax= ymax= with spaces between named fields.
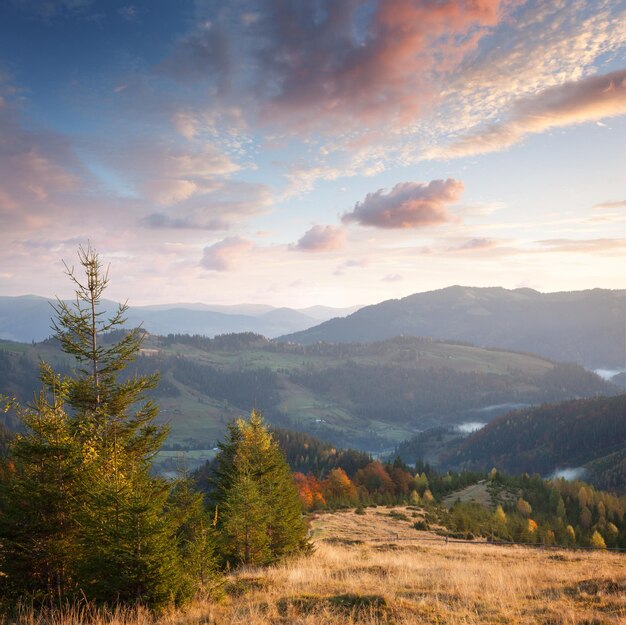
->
xmin=213 ymin=411 xmax=309 ymax=566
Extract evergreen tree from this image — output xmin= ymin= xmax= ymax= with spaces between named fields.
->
xmin=213 ymin=410 xmax=309 ymax=566
xmin=53 ymin=245 xmax=187 ymax=608
xmin=167 ymin=463 xmax=217 ymax=596
xmin=0 ymin=245 xmax=192 ymax=609
xmin=0 ymin=372 xmax=81 ymax=601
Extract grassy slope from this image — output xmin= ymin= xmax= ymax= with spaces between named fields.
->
xmin=5 ymin=507 xmax=624 ymax=624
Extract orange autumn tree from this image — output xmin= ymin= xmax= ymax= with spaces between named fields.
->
xmin=293 ymin=473 xmax=326 ymax=511
xmin=321 ymin=468 xmax=357 ymax=506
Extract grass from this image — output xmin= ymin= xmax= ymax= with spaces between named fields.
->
xmin=6 ymin=507 xmax=625 ymax=625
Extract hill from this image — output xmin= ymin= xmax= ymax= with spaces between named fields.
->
xmin=279 ymin=286 xmax=626 ymax=369
xmin=0 ymin=333 xmax=617 ymax=469
xmin=0 ymin=295 xmax=359 ymax=343
xmin=443 ymin=395 xmax=626 ymax=491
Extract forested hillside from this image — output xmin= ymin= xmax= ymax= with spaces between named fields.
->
xmin=444 ymin=395 xmax=626 ymax=491
xmin=0 ymin=333 xmax=617 ymax=457
xmin=279 ymin=286 xmax=626 ymax=369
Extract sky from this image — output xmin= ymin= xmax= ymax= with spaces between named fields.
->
xmin=1 ymin=0 xmax=625 ymax=308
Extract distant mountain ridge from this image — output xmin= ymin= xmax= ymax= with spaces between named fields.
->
xmin=279 ymin=286 xmax=626 ymax=369
xmin=0 ymin=295 xmax=361 ymax=343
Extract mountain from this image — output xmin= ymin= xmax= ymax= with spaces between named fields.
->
xmin=278 ymin=286 xmax=626 ymax=369
xmin=0 ymin=333 xmax=618 ymax=469
xmin=0 ymin=296 xmax=358 ymax=343
xmin=443 ymin=395 xmax=626 ymax=492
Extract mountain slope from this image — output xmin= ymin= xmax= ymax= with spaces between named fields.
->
xmin=444 ymin=395 xmax=626 ymax=491
xmin=278 ymin=286 xmax=626 ymax=369
xmin=0 ymin=334 xmax=618 ymax=459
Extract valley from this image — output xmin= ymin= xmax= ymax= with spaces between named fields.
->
xmin=0 ymin=331 xmax=618 ymax=475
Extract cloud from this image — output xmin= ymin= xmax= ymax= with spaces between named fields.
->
xmin=0 ymin=92 xmax=83 ymax=227
xmin=450 ymin=238 xmax=498 ymax=251
xmin=430 ymin=68 xmax=626 ymax=158
xmin=293 ymin=225 xmax=346 ymax=252
xmin=200 ymin=236 xmax=253 ymax=271
xmin=166 ymin=0 xmax=513 ymax=133
xmin=342 ymin=179 xmax=463 ymax=229
xmin=138 ymin=180 xmax=273 ymax=231
xmin=382 ymin=273 xmax=402 ymax=283
xmin=538 ymin=238 xmax=626 ymax=253
xmin=593 ymin=199 xmax=626 ymax=210
xmin=429 ymin=1 xmax=626 ymax=140
xmin=125 ymin=142 xmax=240 ymax=205
xmin=333 ymin=258 xmax=369 ymax=275
xmin=140 ymin=213 xmax=224 ymax=231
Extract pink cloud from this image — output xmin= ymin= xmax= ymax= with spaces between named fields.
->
xmin=342 ymin=179 xmax=463 ymax=229
xmin=200 ymin=236 xmax=253 ymax=271
xmin=168 ymin=0 xmax=513 ymax=132
xmin=293 ymin=225 xmax=345 ymax=252
xmin=0 ymin=95 xmax=82 ymax=227
xmin=593 ymin=199 xmax=626 ymax=210
xmin=430 ymin=68 xmax=626 ymax=158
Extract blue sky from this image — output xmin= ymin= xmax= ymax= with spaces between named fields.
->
xmin=1 ymin=0 xmax=625 ymax=307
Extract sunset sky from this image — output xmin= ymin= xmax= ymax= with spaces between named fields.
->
xmin=1 ymin=0 xmax=625 ymax=307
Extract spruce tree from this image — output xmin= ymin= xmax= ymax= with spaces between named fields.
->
xmin=167 ymin=464 xmax=218 ymax=597
xmin=0 ymin=245 xmax=194 ymax=609
xmin=0 ymin=371 xmax=81 ymax=601
xmin=213 ymin=411 xmax=309 ymax=567
xmin=51 ymin=245 xmax=186 ymax=608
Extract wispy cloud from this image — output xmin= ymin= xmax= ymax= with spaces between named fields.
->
xmin=429 ymin=68 xmax=626 ymax=158
xmin=449 ymin=237 xmax=499 ymax=252
xmin=537 ymin=238 xmax=626 ymax=253
xmin=593 ymin=199 xmax=626 ymax=210
xmin=342 ymin=179 xmax=463 ymax=229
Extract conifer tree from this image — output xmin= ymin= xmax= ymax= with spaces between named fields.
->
xmin=0 ymin=371 xmax=81 ymax=601
xmin=213 ymin=410 xmax=309 ymax=566
xmin=51 ymin=245 xmax=186 ymax=608
xmin=0 ymin=245 xmax=192 ymax=609
xmin=167 ymin=463 xmax=218 ymax=596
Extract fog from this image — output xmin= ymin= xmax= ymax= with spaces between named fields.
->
xmin=548 ymin=467 xmax=588 ymax=481
xmin=456 ymin=422 xmax=486 ymax=434
xmin=594 ymin=368 xmax=624 ymax=381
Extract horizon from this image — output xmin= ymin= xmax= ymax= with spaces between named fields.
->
xmin=4 ymin=283 xmax=626 ymax=311
xmin=1 ymin=1 xmax=626 ymax=307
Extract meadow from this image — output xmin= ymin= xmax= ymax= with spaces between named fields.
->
xmin=8 ymin=508 xmax=625 ymax=625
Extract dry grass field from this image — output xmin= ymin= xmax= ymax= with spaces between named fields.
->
xmin=7 ymin=507 xmax=626 ymax=625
